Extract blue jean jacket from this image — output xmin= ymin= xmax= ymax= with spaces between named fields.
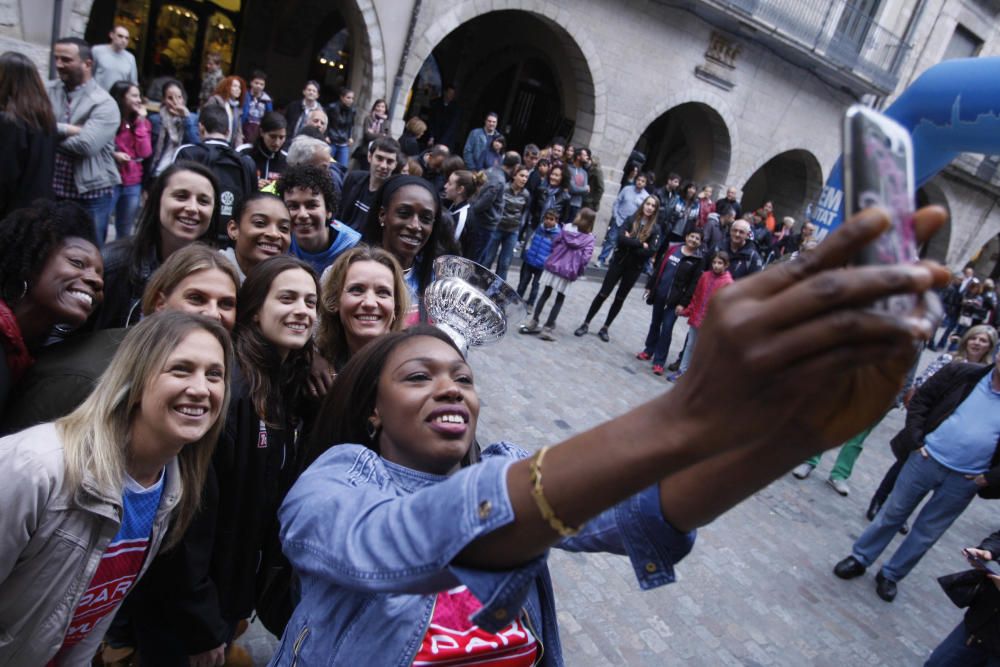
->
xmin=270 ymin=443 xmax=695 ymax=666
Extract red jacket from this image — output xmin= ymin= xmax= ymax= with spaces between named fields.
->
xmin=680 ymin=270 xmax=733 ymax=328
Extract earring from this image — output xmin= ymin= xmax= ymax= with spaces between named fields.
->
xmin=366 ymin=419 xmax=379 ymax=441
xmin=19 ymin=281 xmax=27 ymax=300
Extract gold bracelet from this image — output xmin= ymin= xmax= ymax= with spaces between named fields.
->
xmin=529 ymin=446 xmax=584 ymax=537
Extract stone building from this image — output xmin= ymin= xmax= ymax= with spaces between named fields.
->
xmin=5 ymin=0 xmax=1000 ymax=270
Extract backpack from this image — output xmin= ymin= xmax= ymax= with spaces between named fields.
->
xmin=176 ymin=142 xmax=255 ymax=225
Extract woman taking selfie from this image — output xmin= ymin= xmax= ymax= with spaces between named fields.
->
xmin=95 ymin=161 xmax=220 ymax=329
xmin=316 ymin=244 xmax=409 ymax=372
xmin=271 ymin=204 xmax=951 ymax=665
xmin=0 ymin=312 xmax=231 ymax=665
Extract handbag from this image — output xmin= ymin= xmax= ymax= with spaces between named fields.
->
xmin=938 ymin=568 xmax=987 ymax=608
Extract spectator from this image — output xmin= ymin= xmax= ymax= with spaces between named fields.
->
xmin=670 ymin=250 xmax=734 ymax=381
xmin=175 ymin=104 xmax=256 ymax=225
xmin=482 ymin=134 xmax=505 ymax=169
xmin=664 ymin=182 xmax=699 ymax=242
xmin=197 ymin=51 xmax=224 ymax=108
xmin=47 ymin=37 xmax=121 ymax=242
xmin=284 ymin=80 xmax=322 ymax=141
xmin=91 ymin=25 xmax=137 ymax=91
xmin=936 ymin=273 xmax=968 ymax=350
xmin=835 ymin=347 xmax=1000 ymax=602
xmin=203 ymin=75 xmax=246 ymax=147
xmin=240 ymin=111 xmax=288 ymax=188
xmin=749 ymin=213 xmax=773 ymax=261
xmin=399 ymin=116 xmax=427 ymax=159
xmin=695 ymin=185 xmax=715 ymax=230
xmin=654 ymin=173 xmax=682 ymax=230
xmin=108 ymin=80 xmax=152 ymax=241
xmin=715 ymin=219 xmax=763 ymax=279
xmin=547 ymin=136 xmax=566 ymax=167
xmin=755 ymin=200 xmax=777 ymax=232
xmin=241 ymin=69 xmax=272 ymax=145
xmin=715 ymin=186 xmax=742 ymax=220
xmin=464 ymin=152 xmax=512 ymax=263
xmin=419 ymin=144 xmax=449 ymax=194
xmin=462 ymin=111 xmax=499 ymax=170
xmin=564 ymin=147 xmax=590 ymax=222
xmin=517 ymin=208 xmax=561 ymax=307
xmin=0 ymin=51 xmax=56 ymax=218
xmin=427 ymin=84 xmax=459 ymax=150
xmin=522 ymin=143 xmax=540 ymax=173
xmin=581 ymin=149 xmax=604 ymax=213
xmin=355 ymin=98 xmax=389 ymax=168
xmin=443 ymin=169 xmax=484 ymax=250
xmin=597 ymin=171 xmax=649 ymax=267
xmin=338 ymin=135 xmax=400 ymax=231
xmin=278 ymin=164 xmax=361 ymax=274
xmin=771 ymin=216 xmax=798 ymax=258
xmin=326 ymin=87 xmax=356 ymax=168
xmin=148 ymin=79 xmax=198 ymax=179
xmin=481 ymin=164 xmax=531 ymax=281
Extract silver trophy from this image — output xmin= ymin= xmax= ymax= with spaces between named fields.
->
xmin=423 ymin=255 xmax=528 ymax=354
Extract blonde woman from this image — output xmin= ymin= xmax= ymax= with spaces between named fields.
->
xmin=0 ymin=311 xmax=231 ymax=665
xmin=317 ymin=244 xmax=409 ymax=371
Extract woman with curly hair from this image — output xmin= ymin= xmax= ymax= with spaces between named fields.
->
xmin=0 ymin=51 xmax=57 ymax=217
xmin=316 ymin=244 xmax=408 ymax=372
xmin=0 ymin=200 xmax=103 ymax=415
xmin=204 ymin=74 xmax=247 ymax=147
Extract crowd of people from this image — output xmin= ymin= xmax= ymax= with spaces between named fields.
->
xmin=0 ymin=26 xmax=996 ymax=667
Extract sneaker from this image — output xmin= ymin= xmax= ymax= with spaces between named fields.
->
xmin=666 ymin=371 xmax=684 ymax=382
xmin=519 ymin=319 xmax=540 ymax=335
xmin=597 ymin=327 xmax=610 ymax=342
xmin=827 ymin=477 xmax=850 ymax=496
xmin=652 ymin=364 xmax=665 ymax=376
xmin=539 ymin=326 xmax=556 ymax=341
xmin=667 ymin=359 xmax=681 ymax=372
xmin=791 ymin=463 xmax=814 ymax=479
xmin=636 ymin=351 xmax=652 ymax=361
xmin=574 ymin=323 xmax=588 ymax=337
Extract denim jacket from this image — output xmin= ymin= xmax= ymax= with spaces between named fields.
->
xmin=271 ymin=442 xmax=695 ymax=666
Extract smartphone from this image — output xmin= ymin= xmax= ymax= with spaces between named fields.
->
xmin=964 ymin=550 xmax=1000 ymax=576
xmin=843 ymin=105 xmax=918 ymax=315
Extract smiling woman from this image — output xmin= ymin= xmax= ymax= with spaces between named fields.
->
xmin=222 ymin=191 xmax=293 ymax=283
xmin=0 ymin=200 xmax=102 ymax=417
xmin=0 ymin=312 xmax=232 ymax=665
xmin=93 ymin=161 xmax=221 ymax=329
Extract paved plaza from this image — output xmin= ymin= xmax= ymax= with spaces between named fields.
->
xmin=242 ymin=264 xmax=991 ymax=665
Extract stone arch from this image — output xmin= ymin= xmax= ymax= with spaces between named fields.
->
xmin=739 ymin=148 xmax=823 ymax=224
xmin=397 ymin=3 xmax=605 ymax=146
xmin=627 ymin=100 xmax=734 ymax=191
xmin=341 ymin=0 xmax=386 ymax=117
xmin=916 ymin=178 xmax=951 ymax=264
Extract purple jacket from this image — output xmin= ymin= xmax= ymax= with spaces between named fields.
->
xmin=544 ymin=229 xmax=595 ymax=280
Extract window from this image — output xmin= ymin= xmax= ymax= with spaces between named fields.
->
xmin=942 ymin=24 xmax=984 ymax=60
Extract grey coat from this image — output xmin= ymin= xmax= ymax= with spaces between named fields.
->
xmin=46 ymin=77 xmax=121 ymax=193
xmin=0 ymin=423 xmax=181 ymax=666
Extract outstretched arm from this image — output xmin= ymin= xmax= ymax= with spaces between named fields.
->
xmin=458 ymin=206 xmax=948 ymax=567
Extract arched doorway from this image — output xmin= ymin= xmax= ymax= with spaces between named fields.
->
xmin=404 ymin=10 xmax=596 ymax=152
xmin=916 ymin=179 xmax=951 ymax=264
xmin=740 ymin=149 xmax=822 ymax=223
xmin=629 ymin=103 xmax=731 ymax=190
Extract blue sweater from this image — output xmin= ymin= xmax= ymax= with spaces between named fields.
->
xmin=290 ymin=220 xmax=361 ymax=274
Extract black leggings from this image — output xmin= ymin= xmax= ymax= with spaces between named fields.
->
xmin=533 ymin=286 xmax=566 ymax=327
xmin=582 ymin=260 xmax=644 ymax=328
xmin=870 ymin=458 xmax=904 ymax=509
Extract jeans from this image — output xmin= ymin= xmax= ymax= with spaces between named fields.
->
xmin=463 ymin=226 xmax=492 ymax=264
xmin=935 ymin=314 xmax=959 ymax=350
xmin=806 ymin=424 xmax=875 ymax=481
xmin=679 ymin=327 xmax=698 ymax=373
xmin=643 ymin=300 xmax=680 ymax=367
xmin=76 ymin=192 xmax=115 ymax=248
xmin=852 ymin=450 xmax=979 ymax=581
xmin=333 ymin=142 xmax=350 ymax=168
xmin=111 ymin=183 xmax=142 ymax=239
xmin=597 ymin=222 xmax=621 ymax=264
xmin=481 ymin=228 xmax=519 ymax=281
xmin=516 ymin=264 xmax=543 ymax=306
xmin=926 ymin=621 xmax=1000 ymax=666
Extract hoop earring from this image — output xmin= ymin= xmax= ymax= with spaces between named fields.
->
xmin=366 ymin=419 xmax=379 ymax=441
xmin=19 ymin=281 xmax=27 ymax=300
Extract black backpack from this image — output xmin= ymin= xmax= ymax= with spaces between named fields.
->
xmin=176 ymin=142 xmax=255 ymax=226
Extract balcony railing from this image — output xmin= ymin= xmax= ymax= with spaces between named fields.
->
xmin=691 ymin=0 xmax=910 ymax=93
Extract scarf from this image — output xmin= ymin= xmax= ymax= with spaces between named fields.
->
xmin=153 ymin=111 xmax=185 ymax=166
xmin=0 ymin=299 xmax=34 ymax=383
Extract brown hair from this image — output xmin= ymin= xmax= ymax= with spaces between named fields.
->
xmin=404 ymin=116 xmax=427 ymax=137
xmin=140 ymin=243 xmax=240 ymax=317
xmin=574 ymin=207 xmax=597 ymax=234
xmin=629 ymin=196 xmax=660 ymax=243
xmin=317 ymin=244 xmax=409 ymax=369
xmin=450 ymin=169 xmax=485 ymax=201
xmin=0 ymin=51 xmax=56 ymax=132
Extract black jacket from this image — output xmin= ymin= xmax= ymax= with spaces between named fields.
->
xmin=338 ymin=170 xmax=375 ymax=231
xmin=124 ymin=367 xmax=304 ymax=651
xmin=0 ymin=117 xmax=55 ymax=219
xmin=891 ymin=362 xmax=1000 ymax=496
xmin=954 ymin=529 xmax=1000 ymax=655
xmin=646 ymin=247 xmax=703 ymax=308
xmin=611 ymin=218 xmax=660 ymax=269
xmin=91 ymin=239 xmax=158 ymax=330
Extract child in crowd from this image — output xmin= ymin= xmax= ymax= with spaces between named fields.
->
xmin=517 ymin=208 xmax=561 ymax=307
xmin=669 ymin=250 xmax=733 ymax=381
xmin=241 ymin=70 xmax=273 ymax=145
xmin=519 ymin=208 xmax=595 ymax=341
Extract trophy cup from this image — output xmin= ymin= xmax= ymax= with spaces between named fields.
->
xmin=423 ymin=256 xmax=528 ymax=355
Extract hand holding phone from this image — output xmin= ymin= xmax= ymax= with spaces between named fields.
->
xmin=964 ymin=548 xmax=1000 ymax=576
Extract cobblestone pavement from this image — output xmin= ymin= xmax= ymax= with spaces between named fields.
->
xmin=241 ymin=265 xmax=990 ymax=665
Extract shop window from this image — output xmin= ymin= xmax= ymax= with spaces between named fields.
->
xmin=203 ymin=12 xmax=237 ymax=75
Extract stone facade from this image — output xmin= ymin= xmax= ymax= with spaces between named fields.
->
xmin=6 ymin=0 xmax=1000 ymax=268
